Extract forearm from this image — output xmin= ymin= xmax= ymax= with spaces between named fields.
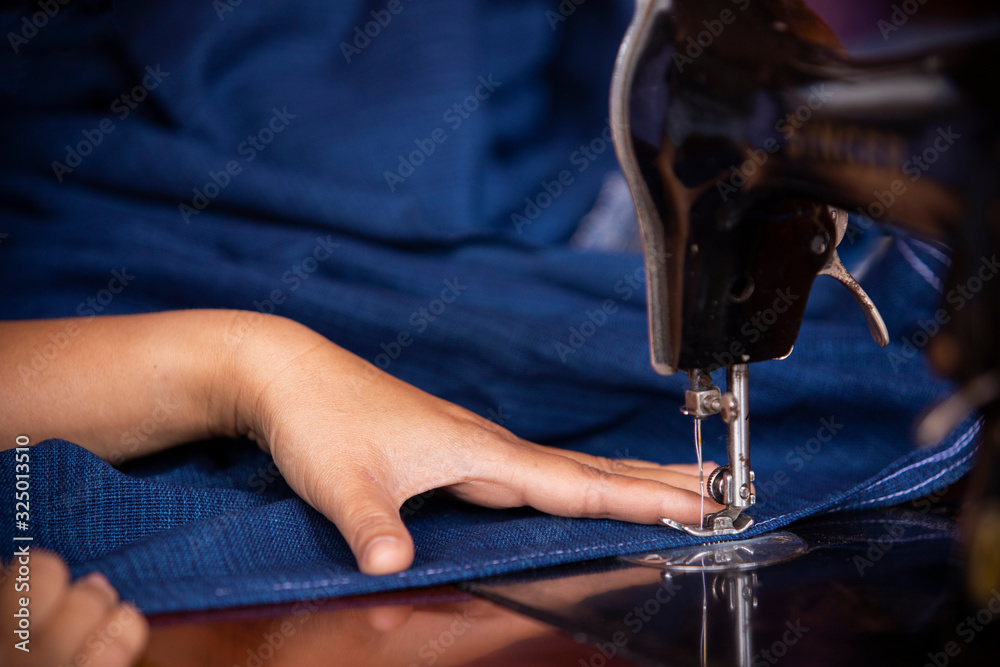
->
xmin=0 ymin=308 xmax=722 ymax=577
xmin=0 ymin=310 xmax=246 ymax=460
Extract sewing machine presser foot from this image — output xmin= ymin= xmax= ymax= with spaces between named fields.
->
xmin=662 ymin=364 xmax=757 ymax=538
xmin=660 ymin=506 xmax=754 ymax=538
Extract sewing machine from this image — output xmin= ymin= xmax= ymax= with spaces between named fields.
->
xmin=609 ymin=0 xmax=999 ymax=599
xmin=124 ymin=5 xmax=1000 ymax=665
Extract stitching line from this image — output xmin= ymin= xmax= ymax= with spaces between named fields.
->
xmin=896 ymin=237 xmax=943 ymax=292
xmin=243 ymin=423 xmax=981 ymax=596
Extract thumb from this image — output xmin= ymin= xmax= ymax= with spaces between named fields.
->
xmin=321 ymin=479 xmax=416 ymax=576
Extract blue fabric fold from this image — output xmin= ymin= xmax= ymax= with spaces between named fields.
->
xmin=0 ymin=0 xmax=980 ymax=613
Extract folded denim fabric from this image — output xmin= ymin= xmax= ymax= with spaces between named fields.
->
xmin=0 ymin=0 xmax=979 ymax=613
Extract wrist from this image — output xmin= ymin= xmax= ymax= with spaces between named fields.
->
xmin=215 ymin=311 xmax=330 ymax=452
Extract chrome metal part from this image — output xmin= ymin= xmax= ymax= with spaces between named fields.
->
xmin=622 ymin=531 xmax=807 ymax=571
xmin=721 ymin=570 xmax=755 ymax=667
xmin=624 ymin=533 xmax=806 ymax=667
xmin=682 ymin=384 xmax=723 ymax=420
xmin=706 ymin=466 xmax=728 ymax=505
xmin=718 ymin=392 xmax=738 ymax=424
xmin=818 ymin=248 xmax=890 ymax=347
xmin=661 ymin=505 xmax=754 ymax=537
xmin=726 ymin=364 xmax=753 ymax=513
xmin=663 ymin=363 xmax=757 ymax=537
xmin=610 ymin=0 xmax=678 ymax=376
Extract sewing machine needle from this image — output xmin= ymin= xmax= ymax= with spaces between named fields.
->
xmin=700 ymin=570 xmax=708 ymax=667
xmin=695 ymin=418 xmax=704 ymax=524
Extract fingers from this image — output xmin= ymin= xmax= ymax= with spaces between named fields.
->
xmin=314 ymin=475 xmax=416 ymax=576
xmin=74 ymin=603 xmax=150 ymax=667
xmin=1 ymin=552 xmax=149 ymax=667
xmin=0 ymin=551 xmax=70 ymax=627
xmin=39 ymin=572 xmax=121 ymax=655
xmin=668 ymin=462 xmax=720 ymax=475
xmin=526 ymin=444 xmax=719 ymax=496
xmin=450 ymin=446 xmax=725 ymax=526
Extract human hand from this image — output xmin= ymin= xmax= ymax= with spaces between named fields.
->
xmin=224 ymin=315 xmax=722 ymax=576
xmin=0 ymin=550 xmax=149 ymax=667
xmin=1 ymin=311 xmax=720 ymax=580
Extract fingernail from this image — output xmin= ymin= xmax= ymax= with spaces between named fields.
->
xmin=363 ymin=537 xmax=400 ymax=573
xmin=119 ymin=601 xmax=143 ymax=619
xmin=82 ymin=572 xmax=115 ymax=592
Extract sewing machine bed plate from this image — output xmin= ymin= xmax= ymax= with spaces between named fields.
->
xmin=140 ymin=499 xmax=1000 ymax=665
xmin=463 ymin=507 xmax=1000 ymax=667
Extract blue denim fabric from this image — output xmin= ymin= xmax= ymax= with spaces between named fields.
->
xmin=0 ymin=0 xmax=980 ymax=613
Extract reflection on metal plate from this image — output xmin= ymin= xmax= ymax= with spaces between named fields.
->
xmin=621 ymin=532 xmax=807 ymax=572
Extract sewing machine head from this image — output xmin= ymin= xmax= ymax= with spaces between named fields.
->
xmin=610 ymin=0 xmax=1000 ymax=551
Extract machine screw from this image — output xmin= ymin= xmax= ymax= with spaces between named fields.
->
xmin=707 ymin=466 xmax=730 ymax=505
xmin=717 ymin=392 xmax=738 ymax=424
xmin=810 ymin=233 xmax=829 ymax=255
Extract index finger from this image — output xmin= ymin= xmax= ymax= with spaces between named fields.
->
xmin=447 ymin=445 xmax=724 ymax=526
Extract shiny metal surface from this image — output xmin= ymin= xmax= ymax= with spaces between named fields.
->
xmin=663 ymin=364 xmax=756 ymax=537
xmin=612 ymin=0 xmax=999 ymax=373
xmin=610 ymin=0 xmax=677 ymax=377
xmin=611 ymin=0 xmax=1000 ymax=603
xmin=622 ymin=532 xmax=807 ymax=572
xmin=138 ymin=502 xmax=999 ymax=666
xmin=725 ymin=365 xmax=752 ymax=513
xmin=466 ymin=505 xmax=1000 ymax=667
